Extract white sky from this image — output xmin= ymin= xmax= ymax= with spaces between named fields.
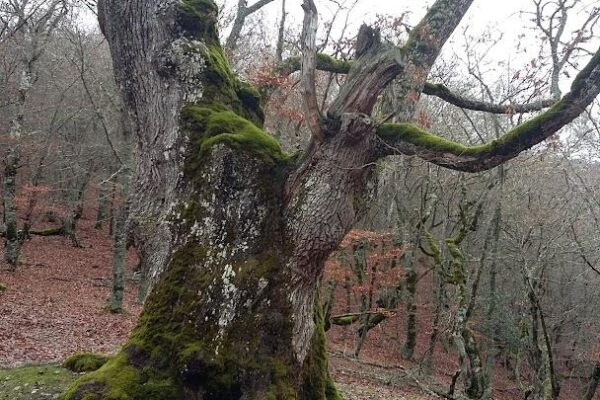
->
xmin=225 ymin=0 xmax=598 ymax=67
xmin=79 ymin=0 xmax=599 ymax=92
xmin=229 ymin=0 xmax=598 ymax=93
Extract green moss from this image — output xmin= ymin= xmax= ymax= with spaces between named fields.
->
xmin=376 ymin=96 xmax=573 ymax=160
xmin=237 ymin=80 xmax=265 ymax=123
xmin=176 ymin=39 xmax=265 ymax=127
xmin=0 ymin=364 xmax=77 ymax=400
xmin=182 ymin=105 xmax=289 ymax=166
xmin=60 ymin=352 xmax=179 ymax=400
xmin=178 ymin=0 xmax=220 ymax=42
xmin=377 ymin=123 xmax=477 ymax=155
xmin=445 ymin=237 xmax=466 ymax=285
xmin=300 ymin=296 xmax=342 ymax=400
xmin=63 ymin=353 xmax=109 ymax=373
xmin=0 ymin=283 xmax=6 ymax=293
xmin=316 ymin=53 xmax=352 ymax=73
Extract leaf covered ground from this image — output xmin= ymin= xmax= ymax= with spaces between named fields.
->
xmin=0 ymin=220 xmax=434 ymax=399
xmin=0 ymin=220 xmax=141 ymax=368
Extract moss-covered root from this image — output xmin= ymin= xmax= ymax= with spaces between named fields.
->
xmin=59 ymin=284 xmax=341 ymax=400
xmin=60 ymin=352 xmax=179 ymax=400
xmin=60 ymin=326 xmax=341 ymax=400
xmin=63 ymin=353 xmax=109 ymax=373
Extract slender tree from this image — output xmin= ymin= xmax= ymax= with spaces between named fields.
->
xmin=62 ymin=0 xmax=600 ymax=398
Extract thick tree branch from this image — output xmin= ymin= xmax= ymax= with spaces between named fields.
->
xmin=375 ymin=48 xmax=600 ymax=172
xmin=325 ymin=0 xmax=473 ymax=118
xmin=300 ymin=0 xmax=324 ymax=142
xmin=327 ymin=25 xmax=403 ymax=116
xmin=402 ymin=0 xmax=474 ymax=70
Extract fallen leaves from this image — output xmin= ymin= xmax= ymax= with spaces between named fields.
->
xmin=0 ymin=219 xmax=140 ymax=368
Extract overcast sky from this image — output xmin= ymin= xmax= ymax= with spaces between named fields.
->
xmin=219 ymin=0 xmax=598 ymax=91
xmin=79 ymin=0 xmax=598 ymax=91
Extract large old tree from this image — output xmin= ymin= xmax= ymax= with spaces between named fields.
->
xmin=62 ymin=0 xmax=600 ymax=399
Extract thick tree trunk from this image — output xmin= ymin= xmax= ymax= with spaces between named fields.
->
xmin=63 ymin=144 xmax=342 ymax=399
xmin=61 ymin=1 xmax=376 ymax=398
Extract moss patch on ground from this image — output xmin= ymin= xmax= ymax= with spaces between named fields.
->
xmin=0 ymin=364 xmax=78 ymax=400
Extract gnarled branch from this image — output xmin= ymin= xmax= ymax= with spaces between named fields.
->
xmin=375 ymin=48 xmax=600 ymax=172
xmin=327 ymin=25 xmax=403 ymax=116
xmin=327 ymin=0 xmax=474 ymax=117
xmin=422 ymin=82 xmax=556 ymax=114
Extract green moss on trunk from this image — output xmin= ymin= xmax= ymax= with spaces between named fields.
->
xmin=300 ymin=296 xmax=342 ymax=400
xmin=181 ymin=106 xmax=289 ymax=167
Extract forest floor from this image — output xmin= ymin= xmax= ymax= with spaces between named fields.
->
xmin=0 ymin=219 xmax=445 ymax=399
xmin=6 ymin=220 xmax=593 ymax=400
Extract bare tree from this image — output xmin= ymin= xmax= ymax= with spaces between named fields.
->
xmin=2 ymin=0 xmax=68 ymax=268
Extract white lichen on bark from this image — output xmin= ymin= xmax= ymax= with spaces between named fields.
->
xmin=171 ymin=38 xmax=207 ymax=103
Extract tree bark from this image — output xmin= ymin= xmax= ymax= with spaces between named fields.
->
xmin=109 ymin=172 xmax=130 ymax=314
xmin=95 ymin=184 xmax=109 ymax=230
xmin=400 ymin=239 xmax=418 ymax=360
xmin=3 ymin=148 xmax=20 ymax=269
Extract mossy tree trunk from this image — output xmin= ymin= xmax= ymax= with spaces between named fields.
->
xmin=61 ymin=0 xmax=600 ymax=398
xmin=62 ymin=1 xmax=365 ymax=398
xmin=3 ymin=148 xmax=20 ymax=269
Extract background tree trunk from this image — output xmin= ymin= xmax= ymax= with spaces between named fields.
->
xmin=3 ymin=148 xmax=20 ymax=269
